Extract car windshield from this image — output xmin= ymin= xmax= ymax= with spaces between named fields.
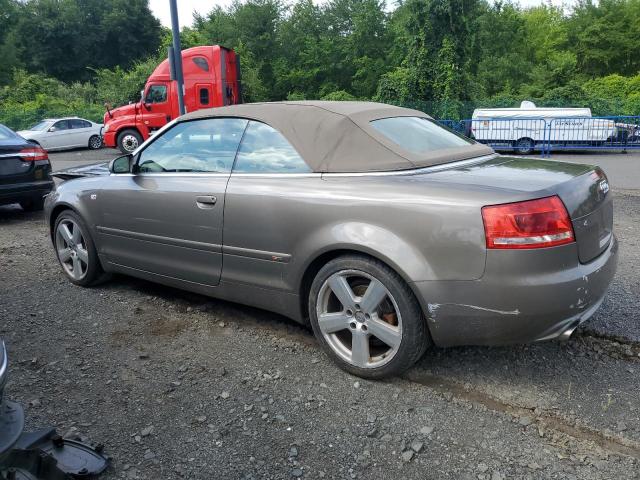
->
xmin=370 ymin=116 xmax=473 ymax=154
xmin=28 ymin=121 xmax=52 ymax=131
xmin=0 ymin=124 xmax=17 ymax=141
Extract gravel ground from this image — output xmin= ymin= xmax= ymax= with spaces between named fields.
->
xmin=0 ymin=148 xmax=639 ymax=479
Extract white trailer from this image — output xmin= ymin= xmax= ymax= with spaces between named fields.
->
xmin=471 ymin=101 xmax=616 ymax=154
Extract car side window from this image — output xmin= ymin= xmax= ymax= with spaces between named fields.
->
xmin=137 ymin=118 xmax=248 ymax=174
xmin=51 ymin=120 xmax=69 ymax=131
xmin=145 ymin=85 xmax=167 ymax=104
xmin=70 ymin=119 xmax=91 ymax=129
xmin=233 ymin=121 xmax=310 ymax=173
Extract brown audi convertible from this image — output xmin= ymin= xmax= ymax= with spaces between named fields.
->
xmin=45 ymin=102 xmax=617 ymax=378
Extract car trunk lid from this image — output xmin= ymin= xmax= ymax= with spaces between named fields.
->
xmin=428 ymin=156 xmax=612 ymax=263
xmin=51 ymin=161 xmax=109 ymax=180
xmin=0 ymin=145 xmax=35 ymax=184
xmin=554 ymin=167 xmax=612 ymax=263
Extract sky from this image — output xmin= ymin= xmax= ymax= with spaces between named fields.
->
xmin=149 ymin=0 xmax=574 ymax=28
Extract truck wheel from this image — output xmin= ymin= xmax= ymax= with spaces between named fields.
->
xmin=117 ymin=129 xmax=142 ymax=154
xmin=88 ymin=135 xmax=102 ymax=150
xmin=514 ymin=138 xmax=535 ymax=155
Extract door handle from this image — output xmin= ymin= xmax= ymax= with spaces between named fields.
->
xmin=196 ymin=195 xmax=217 ymax=206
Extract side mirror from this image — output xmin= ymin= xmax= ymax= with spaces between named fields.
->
xmin=109 ymin=154 xmax=133 ymax=174
xmin=48 ymin=127 xmax=57 ymax=132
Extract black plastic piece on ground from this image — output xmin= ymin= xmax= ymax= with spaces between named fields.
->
xmin=0 ymin=401 xmax=25 ymax=461
xmin=1 ymin=428 xmax=110 ymax=480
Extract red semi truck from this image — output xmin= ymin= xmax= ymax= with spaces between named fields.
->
xmin=103 ymin=45 xmax=242 ymax=153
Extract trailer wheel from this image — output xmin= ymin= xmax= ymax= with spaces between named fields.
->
xmin=117 ymin=129 xmax=143 ymax=154
xmin=514 ymin=138 xmax=535 ymax=155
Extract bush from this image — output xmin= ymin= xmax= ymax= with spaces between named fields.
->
xmin=320 ymin=90 xmax=356 ymax=101
xmin=0 ymin=70 xmax=104 ymax=130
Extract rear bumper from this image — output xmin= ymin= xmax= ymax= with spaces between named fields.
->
xmin=0 ymin=180 xmax=53 ymax=206
xmin=413 ymin=235 xmax=618 ymax=347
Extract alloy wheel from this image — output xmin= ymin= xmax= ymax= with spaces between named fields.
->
xmin=316 ymin=270 xmax=402 ymax=369
xmin=55 ymin=219 xmax=89 ymax=281
xmin=89 ymin=135 xmax=102 ymax=149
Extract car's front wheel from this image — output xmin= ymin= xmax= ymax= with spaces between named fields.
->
xmin=117 ymin=129 xmax=142 ymax=154
xmin=53 ymin=210 xmax=104 ymax=286
xmin=309 ymin=255 xmax=430 ymax=379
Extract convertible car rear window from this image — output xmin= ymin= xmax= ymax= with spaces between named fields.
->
xmin=370 ymin=116 xmax=473 ymax=155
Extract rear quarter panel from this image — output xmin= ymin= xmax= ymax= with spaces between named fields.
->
xmin=223 ymin=172 xmax=508 ymax=294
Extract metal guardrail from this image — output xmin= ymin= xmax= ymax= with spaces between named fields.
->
xmin=437 ymin=116 xmax=640 ymax=155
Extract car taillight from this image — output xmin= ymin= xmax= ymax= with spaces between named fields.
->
xmin=19 ymin=146 xmax=49 ymax=161
xmin=481 ymin=195 xmax=574 ymax=249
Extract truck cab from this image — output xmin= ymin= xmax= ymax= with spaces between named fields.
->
xmin=103 ymin=45 xmax=242 ymax=153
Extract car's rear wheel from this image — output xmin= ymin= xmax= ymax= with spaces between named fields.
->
xmin=117 ymin=129 xmax=142 ymax=154
xmin=308 ymin=255 xmax=430 ymax=379
xmin=19 ymin=197 xmax=44 ymax=211
xmin=88 ymin=134 xmax=102 ymax=150
xmin=54 ymin=210 xmax=103 ymax=286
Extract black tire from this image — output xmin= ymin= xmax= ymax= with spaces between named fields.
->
xmin=20 ymin=197 xmax=45 ymax=211
xmin=88 ymin=134 xmax=102 ymax=150
xmin=117 ymin=129 xmax=143 ymax=154
xmin=514 ymin=138 xmax=535 ymax=155
xmin=308 ymin=254 xmax=430 ymax=379
xmin=53 ymin=210 xmax=105 ymax=287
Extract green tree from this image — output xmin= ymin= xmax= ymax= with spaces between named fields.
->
xmin=474 ymin=1 xmax=532 ymax=97
xmin=13 ymin=0 xmax=161 ymax=82
xmin=568 ymin=0 xmax=640 ymax=77
xmin=0 ymin=0 xmax=21 ymax=85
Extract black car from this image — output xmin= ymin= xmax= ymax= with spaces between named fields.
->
xmin=0 ymin=124 xmax=53 ymax=211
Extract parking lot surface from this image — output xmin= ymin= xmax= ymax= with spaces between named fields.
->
xmin=1 ymin=148 xmax=639 ymax=479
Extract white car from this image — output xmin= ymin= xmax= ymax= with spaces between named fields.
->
xmin=17 ymin=118 xmax=103 ymax=151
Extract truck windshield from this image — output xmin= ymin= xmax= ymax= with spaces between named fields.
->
xmin=371 ymin=116 xmax=472 ymax=154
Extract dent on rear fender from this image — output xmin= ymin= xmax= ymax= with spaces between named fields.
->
xmin=427 ymin=303 xmax=521 ymax=323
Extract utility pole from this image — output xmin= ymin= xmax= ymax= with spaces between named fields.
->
xmin=169 ymin=0 xmax=186 ymax=115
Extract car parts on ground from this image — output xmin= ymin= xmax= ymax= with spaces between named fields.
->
xmin=0 ymin=340 xmax=110 ymax=479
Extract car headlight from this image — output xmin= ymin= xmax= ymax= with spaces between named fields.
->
xmin=103 ymin=124 xmax=110 ymax=133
